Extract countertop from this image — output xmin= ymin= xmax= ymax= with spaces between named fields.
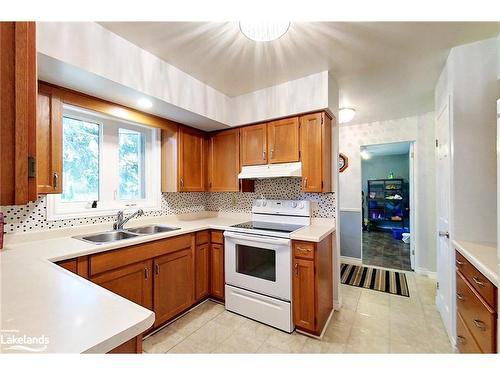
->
xmin=1 ymin=211 xmax=335 ymax=353
xmin=453 ymin=240 xmax=498 ymax=287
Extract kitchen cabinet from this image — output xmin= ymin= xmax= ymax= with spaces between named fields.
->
xmin=154 ymin=247 xmax=194 ymax=326
xmin=37 ymin=83 xmax=63 ymax=194
xmin=56 ymin=256 xmax=89 ymax=278
xmin=161 ymin=125 xmax=206 ymax=192
xmin=195 ymin=231 xmax=210 ymax=302
xmin=210 ymin=230 xmax=225 ymax=301
xmin=91 ymin=260 xmax=153 ymax=310
xmin=240 ymin=123 xmax=267 ymax=166
xmin=292 ymin=234 xmax=333 ymax=336
xmin=455 ymin=250 xmax=497 ymax=353
xmin=108 ymin=335 xmax=143 ymax=354
xmin=267 ymin=117 xmax=299 ymax=163
xmin=0 ymin=22 xmax=37 ymax=205
xmin=208 ymin=128 xmax=240 ymax=192
xmin=299 ymin=112 xmax=332 ymax=193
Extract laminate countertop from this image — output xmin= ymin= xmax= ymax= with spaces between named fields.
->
xmin=1 ymin=211 xmax=335 ymax=353
xmin=453 ymin=240 xmax=498 ymax=287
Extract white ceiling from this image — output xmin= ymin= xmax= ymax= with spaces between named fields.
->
xmin=99 ymin=22 xmax=498 ymax=125
xmin=362 ymin=141 xmax=410 ymax=156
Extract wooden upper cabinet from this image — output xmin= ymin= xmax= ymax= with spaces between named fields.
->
xmin=240 ymin=123 xmax=267 ymax=166
xmin=0 ymin=22 xmax=37 ymax=205
xmin=267 ymin=117 xmax=299 ymax=163
xmin=178 ymin=127 xmax=206 ymax=191
xmin=37 ymin=84 xmax=63 ymax=194
xmin=299 ymin=112 xmax=332 ymax=193
xmin=208 ymin=129 xmax=240 ymax=192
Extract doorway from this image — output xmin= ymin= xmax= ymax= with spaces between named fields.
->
xmin=361 ymin=141 xmax=414 ymax=271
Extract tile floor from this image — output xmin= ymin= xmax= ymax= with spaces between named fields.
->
xmin=363 ymin=231 xmax=412 ymax=271
xmin=143 ymin=272 xmax=454 ymax=354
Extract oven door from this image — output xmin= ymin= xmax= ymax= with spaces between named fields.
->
xmin=224 ymin=231 xmax=291 ymax=301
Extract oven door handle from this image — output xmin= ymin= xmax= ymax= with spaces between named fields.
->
xmin=223 ymin=231 xmax=291 ymax=246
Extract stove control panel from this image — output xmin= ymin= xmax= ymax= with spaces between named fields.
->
xmin=252 ymin=199 xmax=311 ymax=216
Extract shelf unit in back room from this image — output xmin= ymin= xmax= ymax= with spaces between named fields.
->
xmin=366 ymin=178 xmax=409 ymax=232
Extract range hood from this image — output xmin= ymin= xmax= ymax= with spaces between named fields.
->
xmin=238 ymin=162 xmax=302 ymax=179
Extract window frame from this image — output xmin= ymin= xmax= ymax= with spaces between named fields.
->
xmin=47 ymin=105 xmax=161 ymax=221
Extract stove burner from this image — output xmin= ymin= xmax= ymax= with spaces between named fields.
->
xmin=230 ymin=221 xmax=304 ymax=233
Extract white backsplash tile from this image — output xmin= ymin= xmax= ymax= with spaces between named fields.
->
xmin=1 ymin=179 xmax=335 ymax=233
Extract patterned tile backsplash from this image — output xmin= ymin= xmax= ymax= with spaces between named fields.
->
xmin=1 ymin=178 xmax=335 ymax=233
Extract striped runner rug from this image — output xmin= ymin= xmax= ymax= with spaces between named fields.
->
xmin=341 ymin=263 xmax=410 ymax=297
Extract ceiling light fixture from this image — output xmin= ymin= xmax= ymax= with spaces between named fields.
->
xmin=138 ymin=98 xmax=153 ymax=109
xmin=239 ymin=21 xmax=290 ymax=42
xmin=339 ymin=107 xmax=356 ymax=124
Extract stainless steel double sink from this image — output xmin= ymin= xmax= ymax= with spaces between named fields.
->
xmin=73 ymin=224 xmax=181 ymax=245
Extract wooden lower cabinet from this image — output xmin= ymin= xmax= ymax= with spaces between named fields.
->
xmin=108 ymin=334 xmax=143 ymax=354
xmin=56 ymin=256 xmax=89 ymax=278
xmin=292 ymin=234 xmax=333 ymax=336
xmin=154 ymin=247 xmax=194 ymax=327
xmin=210 ymin=230 xmax=225 ymax=301
xmin=195 ymin=242 xmax=210 ymax=302
xmin=455 ymin=250 xmax=497 ymax=354
xmin=91 ymin=260 xmax=153 ymax=310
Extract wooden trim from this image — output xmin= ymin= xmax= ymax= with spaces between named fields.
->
xmin=38 ymin=81 xmax=178 ymax=132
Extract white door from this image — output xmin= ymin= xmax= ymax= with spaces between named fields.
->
xmin=436 ymin=100 xmax=453 ymax=337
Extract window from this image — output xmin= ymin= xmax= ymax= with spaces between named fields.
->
xmin=47 ymin=105 xmax=160 ymax=220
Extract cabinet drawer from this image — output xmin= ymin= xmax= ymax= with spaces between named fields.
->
xmin=90 ymin=234 xmax=192 ymax=276
xmin=196 ymin=230 xmax=209 ymax=245
xmin=210 ymin=230 xmax=224 ymax=244
xmin=456 ymin=250 xmax=496 ymax=308
xmin=293 ymin=241 xmax=315 ymax=260
xmin=456 ymin=312 xmax=482 ymax=353
xmin=456 ymin=271 xmax=496 ymax=353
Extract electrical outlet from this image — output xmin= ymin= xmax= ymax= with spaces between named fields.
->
xmin=231 ymin=195 xmax=237 ymax=207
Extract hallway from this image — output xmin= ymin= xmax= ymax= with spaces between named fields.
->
xmin=362 ymin=231 xmax=412 ymax=271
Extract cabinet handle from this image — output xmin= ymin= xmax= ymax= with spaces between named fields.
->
xmin=456 ymin=293 xmax=464 ymax=301
xmin=473 ymin=319 xmax=487 ymax=331
xmin=456 ymin=335 xmax=466 ymax=344
xmin=180 ymin=178 xmax=184 ymax=188
xmin=53 ymin=172 xmax=59 ymax=188
xmin=270 ymin=149 xmax=274 ymax=159
xmin=144 ymin=268 xmax=149 ymax=279
xmin=303 ymin=177 xmax=308 ymax=188
xmin=155 ymin=264 xmax=160 ymax=275
xmin=294 ymin=263 xmax=298 ymax=276
xmin=262 ymin=150 xmax=266 ymax=160
xmin=455 ymin=259 xmax=464 ymax=266
xmin=472 ymin=277 xmax=486 ymax=288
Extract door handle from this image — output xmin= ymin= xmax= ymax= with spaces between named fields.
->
xmin=438 ymin=231 xmax=449 ymax=238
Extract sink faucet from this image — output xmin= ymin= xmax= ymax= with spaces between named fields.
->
xmin=113 ymin=209 xmax=145 ymax=230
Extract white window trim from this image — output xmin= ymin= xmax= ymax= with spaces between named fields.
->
xmin=47 ymin=105 xmax=162 ymax=221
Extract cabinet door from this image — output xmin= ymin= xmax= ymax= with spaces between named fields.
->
xmin=91 ymin=260 xmax=153 ymax=310
xmin=292 ymin=258 xmax=316 ymax=332
xmin=154 ymin=247 xmax=194 ymax=326
xmin=178 ymin=127 xmax=206 ymax=191
xmin=208 ymin=129 xmax=239 ymax=191
xmin=37 ymin=84 xmax=63 ymax=194
xmin=0 ymin=22 xmax=37 ymax=205
xmin=300 ymin=113 xmax=324 ymax=192
xmin=240 ymin=124 xmax=267 ymax=166
xmin=195 ymin=243 xmax=210 ymax=301
xmin=210 ymin=243 xmax=225 ymax=300
xmin=267 ymin=117 xmax=299 ymax=163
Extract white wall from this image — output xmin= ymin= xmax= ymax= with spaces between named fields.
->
xmin=448 ymin=38 xmax=498 ymax=243
xmin=339 ymin=112 xmax=437 ymax=272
